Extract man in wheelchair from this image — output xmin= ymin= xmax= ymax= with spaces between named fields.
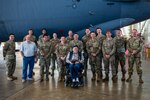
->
xmin=66 ymin=46 xmax=84 ymax=87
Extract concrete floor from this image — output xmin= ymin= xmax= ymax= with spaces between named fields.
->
xmin=0 ymin=50 xmax=150 ymax=100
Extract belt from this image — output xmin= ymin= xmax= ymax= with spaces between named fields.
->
xmin=24 ymin=56 xmax=34 ymax=58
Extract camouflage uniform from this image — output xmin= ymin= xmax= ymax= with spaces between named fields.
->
xmin=126 ymin=36 xmax=144 ymax=83
xmin=96 ymin=34 xmax=105 ymax=78
xmin=86 ymin=39 xmax=101 ymax=81
xmin=56 ymin=43 xmax=70 ymax=81
xmin=114 ymin=36 xmax=126 ymax=81
xmin=38 ymin=35 xmax=50 ymax=44
xmin=69 ymin=40 xmax=83 ymax=52
xmin=23 ymin=35 xmax=37 ymax=45
xmin=3 ymin=40 xmax=16 ymax=80
xmin=139 ymin=36 xmax=145 ymax=45
xmin=50 ymin=38 xmax=60 ymax=76
xmin=66 ymin=36 xmax=73 ymax=44
xmin=38 ymin=40 xmax=51 ymax=81
xmin=38 ymin=35 xmax=44 ymax=44
xmin=82 ymin=34 xmax=91 ymax=76
xmin=24 ymin=35 xmax=37 ymax=43
xmin=102 ymin=38 xmax=116 ymax=82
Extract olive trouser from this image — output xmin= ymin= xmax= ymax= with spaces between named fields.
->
xmin=128 ymin=55 xmax=142 ymax=75
xmin=5 ymin=55 xmax=16 ymax=77
xmin=39 ymin=57 xmax=50 ymax=78
xmin=115 ymin=52 xmax=126 ymax=75
xmin=89 ymin=54 xmax=100 ymax=75
xmin=103 ymin=55 xmax=116 ymax=76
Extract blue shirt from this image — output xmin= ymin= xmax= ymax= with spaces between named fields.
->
xmin=20 ymin=41 xmax=37 ymax=57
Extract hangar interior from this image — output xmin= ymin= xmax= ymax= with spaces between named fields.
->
xmin=0 ymin=19 xmax=150 ymax=100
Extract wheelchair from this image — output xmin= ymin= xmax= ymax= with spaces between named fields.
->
xmin=64 ymin=63 xmax=84 ymax=88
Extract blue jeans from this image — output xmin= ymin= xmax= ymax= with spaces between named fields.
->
xmin=22 ymin=56 xmax=35 ymax=80
xmin=69 ymin=63 xmax=81 ymax=80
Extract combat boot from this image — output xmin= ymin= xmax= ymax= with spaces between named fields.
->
xmin=126 ymin=74 xmax=132 ymax=82
xmin=62 ymin=75 xmax=65 ymax=82
xmin=58 ymin=76 xmax=62 ymax=82
xmin=139 ymin=75 xmax=144 ymax=83
xmin=46 ymin=75 xmax=49 ymax=81
xmin=83 ymin=70 xmax=87 ymax=77
xmin=103 ymin=74 xmax=109 ymax=82
xmin=40 ymin=76 xmax=44 ymax=82
xmin=51 ymin=69 xmax=54 ymax=77
xmin=112 ymin=75 xmax=117 ymax=83
xmin=96 ymin=73 xmax=101 ymax=82
xmin=7 ymin=77 xmax=13 ymax=81
xmin=40 ymin=78 xmax=44 ymax=82
xmin=91 ymin=73 xmax=96 ymax=81
xmin=11 ymin=76 xmax=18 ymax=80
xmin=121 ymin=74 xmax=126 ymax=81
xmin=100 ymin=71 xmax=103 ymax=79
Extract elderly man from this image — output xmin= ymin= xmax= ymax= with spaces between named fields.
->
xmin=20 ymin=35 xmax=37 ymax=83
xmin=66 ymin=46 xmax=84 ymax=86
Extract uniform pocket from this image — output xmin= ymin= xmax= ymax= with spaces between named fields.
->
xmin=6 ymin=55 xmax=15 ymax=59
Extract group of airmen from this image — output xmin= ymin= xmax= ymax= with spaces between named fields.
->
xmin=3 ymin=27 xmax=144 ymax=84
